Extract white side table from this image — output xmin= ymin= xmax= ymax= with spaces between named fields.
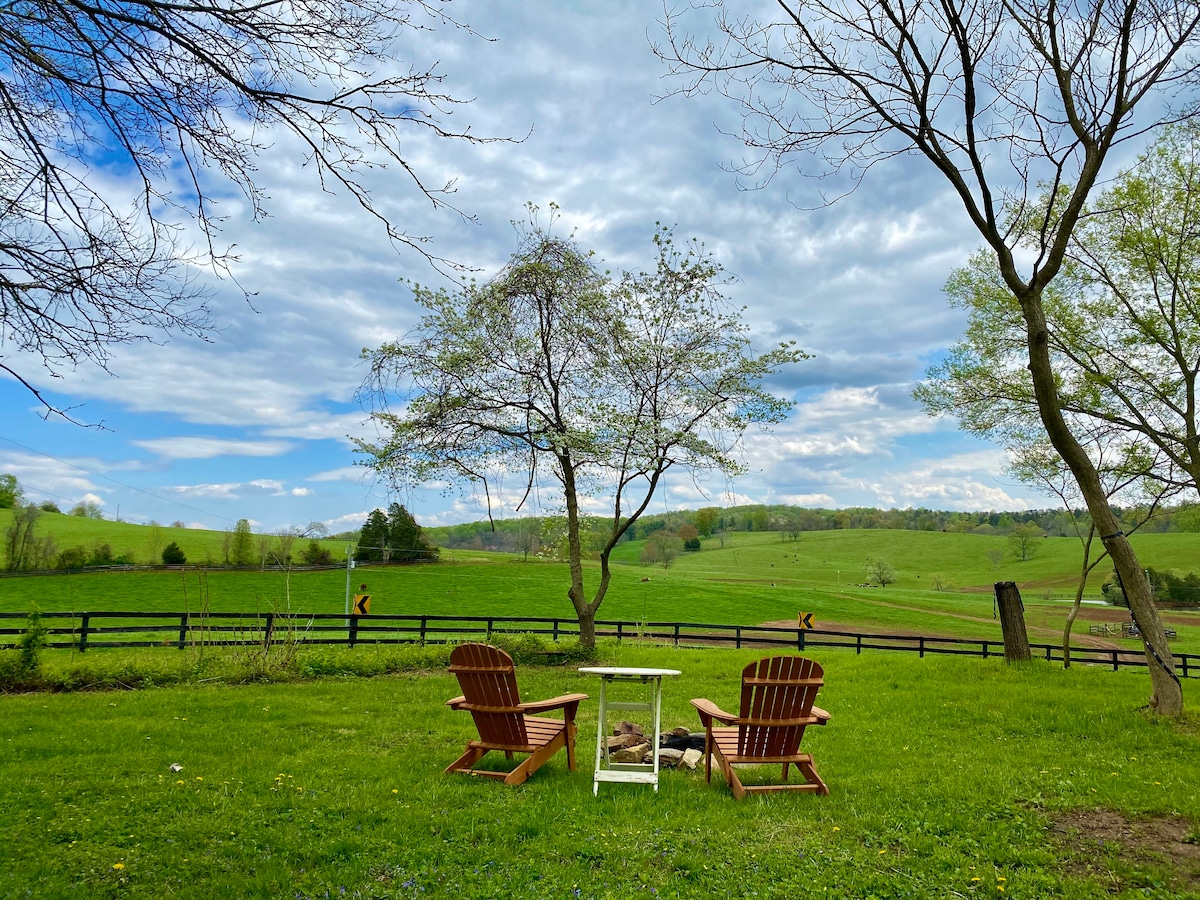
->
xmin=578 ymin=666 xmax=681 ymax=794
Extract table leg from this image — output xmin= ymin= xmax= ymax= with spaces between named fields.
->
xmin=651 ymin=676 xmax=662 ymax=792
xmin=593 ymin=677 xmax=607 ymax=796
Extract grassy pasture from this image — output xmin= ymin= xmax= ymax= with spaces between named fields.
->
xmin=5 ymin=527 xmax=1200 ymax=657
xmin=0 ymin=508 xmax=348 ymax=566
xmin=2 ymin=645 xmax=1198 ymax=898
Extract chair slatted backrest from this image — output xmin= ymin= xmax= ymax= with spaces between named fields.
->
xmin=448 ymin=644 xmax=528 ymax=746
xmin=736 ymin=656 xmax=824 ymax=758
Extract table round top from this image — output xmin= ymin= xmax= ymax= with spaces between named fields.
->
xmin=577 ymin=666 xmax=682 ymax=677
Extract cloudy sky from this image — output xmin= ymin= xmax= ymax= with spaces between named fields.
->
xmin=1 ymin=1 xmax=1068 ymax=534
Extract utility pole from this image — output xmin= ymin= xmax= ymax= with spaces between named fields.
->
xmin=344 ymin=543 xmax=353 ymax=628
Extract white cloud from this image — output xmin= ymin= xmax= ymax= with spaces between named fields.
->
xmin=133 ymin=437 xmax=293 ymax=459
xmin=0 ymin=1 xmax=1060 ymax=528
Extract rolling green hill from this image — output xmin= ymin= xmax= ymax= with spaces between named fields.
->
xmin=0 ymin=507 xmax=350 ymax=567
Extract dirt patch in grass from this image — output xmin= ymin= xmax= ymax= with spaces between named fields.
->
xmin=1049 ymin=808 xmax=1200 ymax=892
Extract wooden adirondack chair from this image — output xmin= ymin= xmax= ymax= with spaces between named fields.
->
xmin=691 ymin=655 xmax=831 ymax=799
xmin=444 ymin=643 xmax=588 ymax=786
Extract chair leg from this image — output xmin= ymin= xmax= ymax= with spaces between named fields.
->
xmin=504 ymin=731 xmax=567 ymax=786
xmin=719 ymin=754 xmax=747 ymax=800
xmin=445 ymin=745 xmax=488 ymax=776
xmin=796 ymin=758 xmax=829 ymax=795
xmin=781 ymin=762 xmax=791 ymax=782
xmin=704 ymin=731 xmax=713 ymax=783
xmin=565 ymin=721 xmax=577 ymax=771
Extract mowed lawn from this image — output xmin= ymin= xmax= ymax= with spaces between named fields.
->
xmin=5 ymin=528 xmax=1200 ymax=656
xmin=3 ymin=644 xmax=1200 ymax=898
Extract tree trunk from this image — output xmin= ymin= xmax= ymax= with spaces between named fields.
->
xmin=577 ymin=605 xmax=596 ymax=649
xmin=994 ymin=582 xmax=1031 ymax=663
xmin=1019 ymin=291 xmax=1182 ymax=713
xmin=1062 ymin=587 xmax=1082 ymax=670
xmin=559 ymin=453 xmax=593 ymax=648
xmin=1063 ymin=529 xmax=1100 ymax=670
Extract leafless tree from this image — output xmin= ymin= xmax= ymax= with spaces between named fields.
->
xmin=659 ymin=0 xmax=1200 ymax=714
xmin=0 ymin=0 xmax=500 ymax=416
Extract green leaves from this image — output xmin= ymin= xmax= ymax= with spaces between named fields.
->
xmin=357 ymin=218 xmax=806 ymax=637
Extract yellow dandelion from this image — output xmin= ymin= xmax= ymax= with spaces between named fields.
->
xmin=195 ymin=776 xmax=203 ymax=781
xmin=997 ymin=877 xmax=1006 ymax=882
xmin=391 ymin=789 xmax=399 ymax=794
xmin=878 ymin=849 xmax=887 ymax=855
xmin=176 ymin=780 xmax=185 ymax=785
xmin=971 ymin=877 xmax=981 ymax=883
xmin=832 ymin=826 xmax=840 ymax=832
xmin=112 ymin=863 xmax=125 ymax=871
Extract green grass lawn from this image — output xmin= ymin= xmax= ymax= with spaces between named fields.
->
xmin=2 ymin=644 xmax=1198 ymax=898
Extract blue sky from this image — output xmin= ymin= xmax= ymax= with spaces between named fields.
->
xmin=0 ymin=1 xmax=1075 ymax=535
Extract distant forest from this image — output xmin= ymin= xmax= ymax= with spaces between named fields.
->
xmin=423 ymin=503 xmax=1200 ymax=555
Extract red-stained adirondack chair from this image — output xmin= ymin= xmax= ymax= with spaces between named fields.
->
xmin=691 ymin=655 xmax=831 ymax=799
xmin=444 ymin=643 xmax=588 ymax=786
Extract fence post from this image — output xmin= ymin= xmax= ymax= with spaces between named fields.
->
xmin=177 ymin=614 xmax=189 ymax=650
xmin=553 ymin=620 xmax=559 ymax=642
xmin=674 ymin=624 xmax=680 ymax=647
xmin=264 ymin=613 xmax=275 ymax=646
xmin=617 ymin=621 xmax=623 ymax=644
xmin=856 ymin=634 xmax=862 ymax=655
xmin=486 ymin=618 xmax=494 ymax=640
xmin=420 ymin=616 xmax=428 ymax=645
xmin=349 ymin=616 xmax=359 ymax=648
xmin=1112 ymin=650 xmax=1119 ymax=672
xmin=1184 ymin=655 xmax=1190 ymax=678
xmin=994 ymin=582 xmax=1031 ymax=662
xmin=982 ymin=641 xmax=989 ymax=659
xmin=78 ymin=613 xmax=90 ymax=653
xmin=919 ymin=637 xmax=925 ymax=659
xmin=797 ymin=629 xmax=805 ymax=651
xmin=735 ymin=627 xmax=742 ymax=650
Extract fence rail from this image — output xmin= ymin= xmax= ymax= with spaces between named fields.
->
xmin=1 ymin=611 xmax=1195 ymax=678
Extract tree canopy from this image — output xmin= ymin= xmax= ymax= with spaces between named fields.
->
xmin=357 ymin=216 xmax=804 ymax=646
xmin=0 ymin=0 xmax=497 ymax=413
xmin=0 ymin=474 xmax=21 ymax=509
xmin=660 ymin=0 xmax=1200 ymax=714
xmin=355 ymin=503 xmax=434 ymax=562
xmin=919 ymin=124 xmax=1200 ymax=502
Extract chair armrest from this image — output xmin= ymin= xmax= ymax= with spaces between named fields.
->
xmin=446 ymin=695 xmax=467 ymax=709
xmin=691 ymin=697 xmax=737 ymax=728
xmin=519 ymin=693 xmax=589 ymax=720
xmin=811 ymin=705 xmax=831 ymax=725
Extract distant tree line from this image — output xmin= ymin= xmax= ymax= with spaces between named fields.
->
xmin=425 ymin=502 xmax=1200 ymax=554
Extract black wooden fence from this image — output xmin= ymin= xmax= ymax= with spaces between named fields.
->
xmin=2 ymin=610 xmax=1196 ymax=677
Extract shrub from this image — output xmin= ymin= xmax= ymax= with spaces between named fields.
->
xmin=56 ymin=546 xmax=90 ymax=570
xmin=161 ymin=542 xmax=187 ymax=565
xmin=299 ymin=540 xmax=334 ymax=566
